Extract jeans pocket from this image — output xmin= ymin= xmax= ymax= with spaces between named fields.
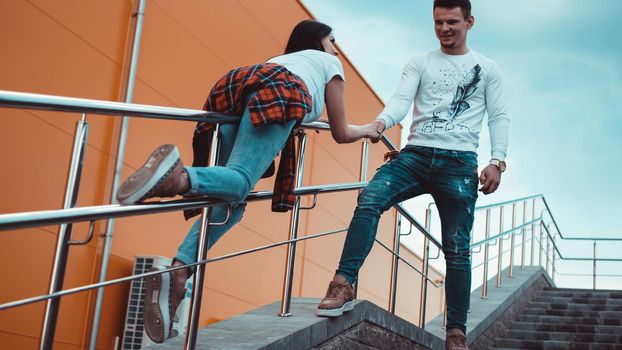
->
xmin=453 ymin=151 xmax=478 ymax=169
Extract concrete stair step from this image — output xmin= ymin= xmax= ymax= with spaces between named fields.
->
xmin=495 ymin=338 xmax=622 ymax=350
xmin=509 ymin=320 xmax=622 ymax=335
xmin=504 ymin=329 xmax=622 ymax=343
xmin=532 ymin=296 xmax=622 ymax=306
xmin=518 ymin=314 xmax=622 ymax=326
xmin=528 ymin=301 xmax=622 ymax=312
xmin=522 ymin=307 xmax=622 ymax=318
xmin=543 ymin=288 xmax=622 ymax=299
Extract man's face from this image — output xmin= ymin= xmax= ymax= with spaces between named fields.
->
xmin=433 ymin=7 xmax=474 ymax=53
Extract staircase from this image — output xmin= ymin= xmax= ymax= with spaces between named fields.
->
xmin=490 ymin=288 xmax=622 ymax=349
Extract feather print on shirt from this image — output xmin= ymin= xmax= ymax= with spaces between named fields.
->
xmin=449 ymin=64 xmax=482 ymax=121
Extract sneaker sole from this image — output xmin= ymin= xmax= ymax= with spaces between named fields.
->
xmin=143 ymin=267 xmax=171 ymax=343
xmin=316 ymin=300 xmax=355 ymax=317
xmin=116 ymin=144 xmax=180 ymax=205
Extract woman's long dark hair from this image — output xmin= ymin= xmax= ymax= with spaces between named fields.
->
xmin=284 ymin=20 xmax=333 ymax=54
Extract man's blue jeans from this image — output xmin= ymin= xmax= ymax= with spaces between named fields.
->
xmin=336 ymin=145 xmax=478 ymax=332
xmin=174 ymin=106 xmax=296 ymax=265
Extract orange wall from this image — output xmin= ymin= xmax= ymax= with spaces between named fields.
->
xmin=0 ymin=1 xmax=444 ymax=349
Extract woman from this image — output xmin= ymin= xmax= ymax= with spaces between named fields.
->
xmin=116 ymin=19 xmax=383 ymax=343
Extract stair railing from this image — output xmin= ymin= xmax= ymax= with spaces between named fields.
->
xmin=0 ymin=89 xmax=442 ymax=349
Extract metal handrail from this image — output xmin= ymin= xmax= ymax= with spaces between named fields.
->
xmin=540 ymin=223 xmax=622 ymax=262
xmin=470 ymin=218 xmax=541 ymax=248
xmin=0 ymin=89 xmax=440 ymax=246
xmin=474 ymin=194 xmax=543 ymax=211
xmin=0 ymin=182 xmax=366 ymax=231
xmin=0 ymin=227 xmax=347 ymax=311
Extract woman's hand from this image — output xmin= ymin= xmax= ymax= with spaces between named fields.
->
xmin=364 ymin=119 xmax=386 ymax=143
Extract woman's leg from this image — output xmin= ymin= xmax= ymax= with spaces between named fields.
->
xmin=143 ymin=108 xmax=295 ymax=343
xmin=183 ymin=110 xmax=296 ymax=203
xmin=176 ymin=107 xmax=296 ymax=263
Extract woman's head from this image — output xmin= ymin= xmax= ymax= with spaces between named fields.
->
xmin=284 ymin=20 xmax=337 ymax=55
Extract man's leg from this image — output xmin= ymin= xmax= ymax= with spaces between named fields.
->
xmin=318 ymin=149 xmax=429 ymax=316
xmin=429 ymin=149 xmax=478 ymax=349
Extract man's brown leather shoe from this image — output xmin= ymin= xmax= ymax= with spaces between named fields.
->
xmin=117 ymin=144 xmax=189 ymax=205
xmin=316 ymin=274 xmax=355 ymax=317
xmin=445 ymin=328 xmax=468 ymax=350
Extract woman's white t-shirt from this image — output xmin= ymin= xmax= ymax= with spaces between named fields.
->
xmin=268 ymin=49 xmax=345 ymax=123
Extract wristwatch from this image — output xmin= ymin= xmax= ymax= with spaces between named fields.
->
xmin=489 ymin=159 xmax=507 ymax=173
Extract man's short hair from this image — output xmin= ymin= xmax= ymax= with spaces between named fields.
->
xmin=433 ymin=0 xmax=472 ymax=18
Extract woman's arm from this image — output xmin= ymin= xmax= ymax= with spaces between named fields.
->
xmin=325 ymin=77 xmax=383 ymax=143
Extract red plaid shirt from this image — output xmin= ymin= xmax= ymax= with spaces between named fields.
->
xmin=185 ymin=63 xmax=312 ymax=220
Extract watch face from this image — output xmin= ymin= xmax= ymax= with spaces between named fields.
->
xmin=498 ymin=161 xmax=507 ymax=172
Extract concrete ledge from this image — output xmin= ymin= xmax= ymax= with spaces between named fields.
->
xmin=147 ymin=298 xmax=444 ymax=350
xmin=425 ymin=266 xmax=554 ymax=348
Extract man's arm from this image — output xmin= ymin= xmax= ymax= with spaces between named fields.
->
xmin=479 ymin=62 xmax=509 ymax=194
xmin=376 ymin=58 xmax=421 ymax=130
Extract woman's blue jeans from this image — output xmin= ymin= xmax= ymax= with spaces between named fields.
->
xmin=174 ymin=107 xmax=296 ymax=265
xmin=336 ymin=145 xmax=478 ymax=333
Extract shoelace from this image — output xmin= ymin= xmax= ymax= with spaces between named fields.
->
xmin=328 ymin=282 xmax=348 ymax=298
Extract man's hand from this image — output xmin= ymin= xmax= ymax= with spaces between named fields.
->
xmin=366 ymin=119 xmax=386 ymax=143
xmin=479 ymin=165 xmax=501 ymax=194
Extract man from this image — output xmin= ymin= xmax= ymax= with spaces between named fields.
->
xmin=316 ymin=1 xmax=509 ymax=349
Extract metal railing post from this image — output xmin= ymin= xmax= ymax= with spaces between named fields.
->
xmin=530 ymin=198 xmax=535 ymax=266
xmin=538 ymin=221 xmax=543 ymax=267
xmin=388 ymin=213 xmax=401 ymax=314
xmin=545 ymin=230 xmax=550 ymax=275
xmin=184 ymin=207 xmax=213 ymax=350
xmin=39 ymin=114 xmax=89 ymax=350
xmin=419 ymin=208 xmax=432 ymax=328
xmin=552 ymin=233 xmax=556 ymax=282
xmin=509 ymin=203 xmax=516 ymax=277
xmin=521 ymin=201 xmax=526 ymax=269
xmin=88 ymin=1 xmax=146 ymax=347
xmin=592 ymin=241 xmax=596 ymax=290
xmin=353 ymin=139 xmax=369 ymax=299
xmin=496 ymin=206 xmax=504 ymax=287
xmin=279 ymin=130 xmax=308 ymax=316
xmin=482 ymin=208 xmax=491 ymax=299
xmin=184 ymin=125 xmax=220 ymax=350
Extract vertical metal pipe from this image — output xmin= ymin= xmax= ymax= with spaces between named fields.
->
xmin=520 ymin=201 xmax=526 ymax=269
xmin=279 ymin=131 xmax=308 ymax=316
xmin=184 ymin=207 xmax=213 ymax=350
xmin=419 ymin=208 xmax=432 ymax=328
xmin=482 ymin=209 xmax=491 ymax=299
xmin=496 ymin=207 xmax=504 ymax=287
xmin=592 ymin=241 xmax=596 ymax=290
xmin=538 ymin=221 xmax=543 ymax=267
xmin=353 ymin=140 xmax=369 ymax=299
xmin=509 ymin=203 xmax=516 ymax=277
xmin=39 ymin=114 xmax=89 ymax=350
xmin=552 ymin=233 xmax=556 ymax=282
xmin=388 ymin=213 xmax=401 ymax=314
xmin=530 ymin=198 xmax=535 ymax=266
xmin=184 ymin=124 xmax=220 ymax=350
xmin=545 ymin=232 xmax=550 ymax=275
xmin=88 ymin=1 xmax=146 ymax=348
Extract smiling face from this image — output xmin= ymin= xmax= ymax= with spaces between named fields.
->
xmin=434 ymin=6 xmax=474 ymax=55
xmin=321 ymin=33 xmax=339 ymax=56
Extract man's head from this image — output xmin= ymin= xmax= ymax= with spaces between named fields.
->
xmin=433 ymin=0 xmax=474 ymax=54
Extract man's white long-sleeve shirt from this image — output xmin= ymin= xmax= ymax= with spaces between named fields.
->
xmin=378 ymin=49 xmax=509 ymax=160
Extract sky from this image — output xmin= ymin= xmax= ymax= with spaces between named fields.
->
xmin=303 ymin=0 xmax=622 ymax=289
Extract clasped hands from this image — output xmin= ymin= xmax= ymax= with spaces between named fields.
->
xmin=364 ymin=119 xmax=386 ymax=143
